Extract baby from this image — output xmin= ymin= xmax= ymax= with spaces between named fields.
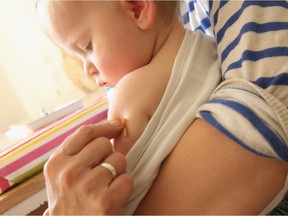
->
xmin=37 ymin=1 xmax=220 ymax=213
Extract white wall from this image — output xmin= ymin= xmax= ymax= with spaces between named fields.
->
xmin=0 ymin=0 xmax=85 ymax=131
xmin=0 ymin=65 xmax=27 ymax=130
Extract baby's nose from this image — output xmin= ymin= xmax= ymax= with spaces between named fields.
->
xmin=83 ymin=60 xmax=98 ymax=77
xmin=95 ymin=75 xmax=106 ymax=87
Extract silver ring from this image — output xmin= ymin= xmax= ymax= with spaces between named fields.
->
xmin=100 ymin=162 xmax=117 ymax=178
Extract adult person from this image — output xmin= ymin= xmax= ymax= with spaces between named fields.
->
xmin=39 ymin=0 xmax=288 ymax=215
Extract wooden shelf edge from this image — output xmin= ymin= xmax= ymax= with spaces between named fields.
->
xmin=0 ymin=172 xmax=46 ymax=214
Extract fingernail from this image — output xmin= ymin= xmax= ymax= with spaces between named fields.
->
xmin=109 ymin=119 xmax=123 ymax=128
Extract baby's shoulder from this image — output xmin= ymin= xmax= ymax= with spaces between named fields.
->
xmin=110 ymin=69 xmax=153 ymax=112
xmin=110 ymin=66 xmax=164 ymax=118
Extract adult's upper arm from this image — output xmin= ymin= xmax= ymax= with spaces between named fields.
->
xmin=135 ymin=119 xmax=288 ymax=214
xmin=134 ymin=2 xmax=288 ymax=214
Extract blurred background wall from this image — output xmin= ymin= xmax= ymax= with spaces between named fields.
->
xmin=0 ymin=0 xmax=97 ymax=131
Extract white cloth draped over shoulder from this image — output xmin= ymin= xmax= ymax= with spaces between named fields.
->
xmin=125 ymin=30 xmax=220 ymax=214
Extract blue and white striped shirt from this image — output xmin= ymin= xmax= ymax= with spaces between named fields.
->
xmin=182 ymin=0 xmax=288 ymax=162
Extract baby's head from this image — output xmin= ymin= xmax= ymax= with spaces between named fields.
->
xmin=36 ymin=1 xmax=180 ymax=88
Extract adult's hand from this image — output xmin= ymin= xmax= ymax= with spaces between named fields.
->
xmin=43 ymin=120 xmax=133 ymax=215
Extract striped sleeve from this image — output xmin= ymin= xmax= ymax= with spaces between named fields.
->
xmin=186 ymin=0 xmax=288 ymax=162
xmin=181 ymin=0 xmax=213 ymax=36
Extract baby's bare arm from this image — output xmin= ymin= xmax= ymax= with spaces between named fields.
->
xmin=107 ymin=70 xmax=156 ymax=155
xmin=135 ymin=118 xmax=288 ymax=214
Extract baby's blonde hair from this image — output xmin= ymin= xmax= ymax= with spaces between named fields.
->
xmin=155 ymin=1 xmax=181 ymax=24
xmin=36 ymin=1 xmax=180 ymax=23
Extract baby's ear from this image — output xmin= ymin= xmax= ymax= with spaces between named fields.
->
xmin=120 ymin=0 xmax=156 ymax=30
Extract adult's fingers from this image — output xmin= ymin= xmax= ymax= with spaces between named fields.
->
xmin=94 ymin=153 xmax=133 ymax=214
xmin=73 ymin=137 xmax=112 ymax=168
xmin=81 ymin=152 xmax=127 ymax=190
xmin=110 ymin=174 xmax=134 ymax=209
xmin=62 ymin=120 xmax=123 ymax=155
xmin=97 ymin=152 xmax=127 ymax=180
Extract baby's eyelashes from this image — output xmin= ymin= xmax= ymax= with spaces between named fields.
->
xmin=83 ymin=42 xmax=93 ymax=54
